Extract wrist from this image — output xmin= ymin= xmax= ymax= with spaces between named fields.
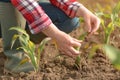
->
xmin=41 ymin=23 xmax=63 ymax=39
xmin=76 ymin=4 xmax=90 ymax=17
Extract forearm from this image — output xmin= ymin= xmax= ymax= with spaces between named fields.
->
xmin=76 ymin=4 xmax=92 ymax=18
xmin=41 ymin=23 xmax=63 ymax=39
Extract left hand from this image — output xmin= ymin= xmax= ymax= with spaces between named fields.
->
xmin=76 ymin=4 xmax=100 ymax=34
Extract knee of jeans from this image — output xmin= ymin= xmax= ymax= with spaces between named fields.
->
xmin=71 ymin=18 xmax=80 ymax=29
xmin=59 ymin=17 xmax=80 ymax=33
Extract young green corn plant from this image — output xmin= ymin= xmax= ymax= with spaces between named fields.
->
xmin=75 ymin=2 xmax=120 ymax=69
xmin=74 ymin=16 xmax=91 ymax=69
xmin=88 ymin=2 xmax=120 ymax=70
xmin=74 ymin=31 xmax=89 ymax=69
xmin=89 ymin=1 xmax=120 ymax=57
xmin=9 ymin=27 xmax=51 ymax=72
xmin=95 ymin=1 xmax=120 ymax=44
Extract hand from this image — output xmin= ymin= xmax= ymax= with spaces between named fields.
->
xmin=54 ymin=31 xmax=82 ymax=57
xmin=76 ymin=4 xmax=100 ymax=34
xmin=42 ymin=23 xmax=82 ymax=57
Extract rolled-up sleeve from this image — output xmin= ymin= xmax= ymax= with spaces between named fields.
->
xmin=11 ymin=0 xmax=52 ymax=34
xmin=49 ymin=0 xmax=81 ymax=18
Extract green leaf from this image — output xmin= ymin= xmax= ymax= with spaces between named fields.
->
xmin=19 ymin=35 xmax=29 ymax=47
xmin=112 ymin=1 xmax=120 ymax=15
xmin=31 ymin=55 xmax=38 ymax=71
xmin=100 ymin=18 xmax=106 ymax=30
xmin=95 ymin=12 xmax=104 ymax=18
xmin=37 ymin=37 xmax=51 ymax=66
xmin=103 ymin=13 xmax=111 ymax=19
xmin=28 ymin=40 xmax=35 ymax=53
xmin=102 ymin=44 xmax=120 ymax=70
xmin=17 ymin=47 xmax=30 ymax=55
xmin=9 ymin=27 xmax=29 ymax=40
xmin=96 ymin=3 xmax=104 ymax=12
xmin=18 ymin=57 xmax=30 ymax=65
xmin=79 ymin=17 xmax=84 ymax=23
xmin=78 ymin=32 xmax=88 ymax=40
xmin=105 ymin=22 xmax=114 ymax=44
xmin=38 ymin=37 xmax=51 ymax=54
xmin=75 ymin=55 xmax=81 ymax=69
xmin=89 ymin=44 xmax=102 ymax=59
xmin=11 ymin=34 xmax=19 ymax=49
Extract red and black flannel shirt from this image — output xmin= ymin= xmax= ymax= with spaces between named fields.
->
xmin=11 ymin=0 xmax=81 ymax=34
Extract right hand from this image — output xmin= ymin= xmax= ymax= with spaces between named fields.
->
xmin=54 ymin=31 xmax=82 ymax=57
xmin=42 ymin=23 xmax=82 ymax=57
xmin=76 ymin=4 xmax=100 ymax=34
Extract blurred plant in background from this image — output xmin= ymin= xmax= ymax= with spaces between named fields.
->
xmin=76 ymin=1 xmax=120 ymax=70
xmin=90 ymin=1 xmax=120 ymax=70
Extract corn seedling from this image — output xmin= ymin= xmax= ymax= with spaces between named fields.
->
xmin=102 ymin=44 xmax=120 ymax=70
xmin=74 ymin=15 xmax=90 ymax=69
xmin=74 ymin=46 xmax=81 ymax=69
xmin=74 ymin=31 xmax=89 ymax=69
xmin=95 ymin=2 xmax=120 ymax=44
xmin=89 ymin=1 xmax=120 ymax=56
xmin=89 ymin=1 xmax=120 ymax=57
xmin=9 ymin=27 xmax=51 ymax=72
xmin=86 ymin=2 xmax=120 ymax=70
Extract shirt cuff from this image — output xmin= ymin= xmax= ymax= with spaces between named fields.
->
xmin=29 ymin=13 xmax=52 ymax=34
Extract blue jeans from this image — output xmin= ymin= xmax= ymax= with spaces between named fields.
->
xmin=26 ymin=2 xmax=80 ymax=33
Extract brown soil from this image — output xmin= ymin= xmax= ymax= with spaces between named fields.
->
xmin=0 ymin=0 xmax=120 ymax=80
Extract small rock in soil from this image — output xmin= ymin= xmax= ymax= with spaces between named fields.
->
xmin=46 ymin=68 xmax=53 ymax=73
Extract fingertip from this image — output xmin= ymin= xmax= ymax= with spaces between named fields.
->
xmin=88 ymin=29 xmax=91 ymax=33
xmin=72 ymin=41 xmax=81 ymax=47
xmin=74 ymin=49 xmax=80 ymax=55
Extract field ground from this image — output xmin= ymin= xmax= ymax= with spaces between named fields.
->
xmin=0 ymin=0 xmax=120 ymax=80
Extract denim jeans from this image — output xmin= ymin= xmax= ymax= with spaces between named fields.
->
xmin=26 ymin=2 xmax=80 ymax=33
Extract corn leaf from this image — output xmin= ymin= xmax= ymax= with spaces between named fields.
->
xmin=30 ymin=54 xmax=38 ymax=71
xmin=17 ymin=47 xmax=30 ymax=55
xmin=19 ymin=35 xmax=30 ymax=48
xmin=89 ymin=44 xmax=102 ymax=59
xmin=18 ymin=57 xmax=30 ymax=65
xmin=9 ymin=27 xmax=29 ymax=40
xmin=100 ymin=19 xmax=106 ymax=30
xmin=74 ymin=45 xmax=81 ymax=69
xmin=11 ymin=34 xmax=19 ymax=49
xmin=37 ymin=37 xmax=51 ymax=66
xmin=78 ymin=32 xmax=88 ymax=40
xmin=112 ymin=1 xmax=120 ymax=15
xmin=79 ymin=17 xmax=84 ymax=23
xmin=105 ymin=22 xmax=114 ymax=44
xmin=96 ymin=3 xmax=105 ymax=12
xmin=75 ymin=55 xmax=81 ymax=68
xmin=95 ymin=12 xmax=104 ymax=17
xmin=28 ymin=41 xmax=35 ymax=53
xmin=38 ymin=37 xmax=51 ymax=54
xmin=102 ymin=44 xmax=120 ymax=70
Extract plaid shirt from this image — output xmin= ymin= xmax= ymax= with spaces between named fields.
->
xmin=11 ymin=0 xmax=81 ymax=34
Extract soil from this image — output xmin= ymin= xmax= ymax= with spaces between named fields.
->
xmin=0 ymin=0 xmax=120 ymax=80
